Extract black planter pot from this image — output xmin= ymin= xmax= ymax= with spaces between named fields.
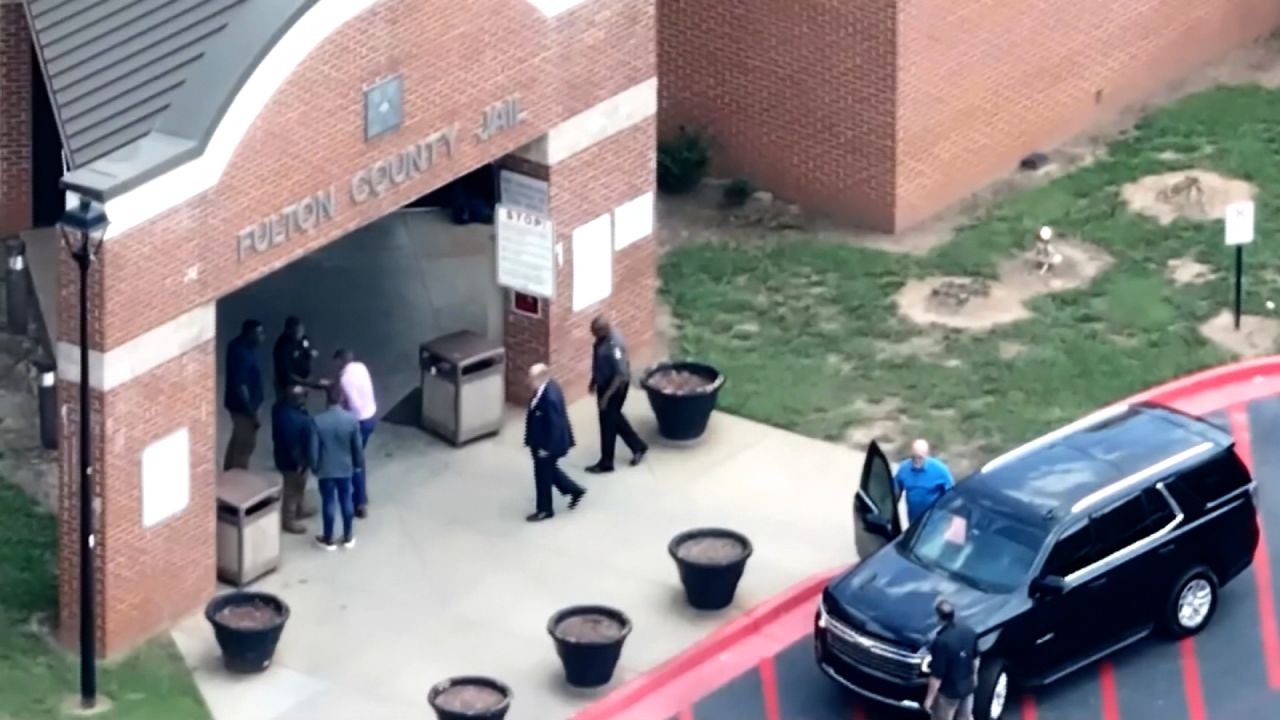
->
xmin=205 ymin=591 xmax=289 ymax=673
xmin=427 ymin=676 xmax=512 ymax=720
xmin=547 ymin=605 xmax=633 ymax=689
xmin=669 ymin=528 xmax=753 ymax=611
xmin=640 ymin=361 xmax=725 ymax=441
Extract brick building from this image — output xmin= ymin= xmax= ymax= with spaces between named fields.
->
xmin=2 ymin=0 xmax=657 ymax=655
xmin=657 ymin=0 xmax=1280 ymax=232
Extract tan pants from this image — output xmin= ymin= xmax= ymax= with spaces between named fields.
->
xmin=223 ymin=413 xmax=258 ymax=471
xmin=281 ymin=470 xmax=308 ymax=525
xmin=931 ymin=694 xmax=974 ymax=720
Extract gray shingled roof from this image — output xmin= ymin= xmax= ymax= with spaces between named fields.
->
xmin=26 ymin=0 xmax=248 ymax=169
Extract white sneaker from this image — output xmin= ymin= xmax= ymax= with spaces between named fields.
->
xmin=315 ymin=536 xmax=336 ymax=552
xmin=342 ymin=536 xmax=357 ymax=550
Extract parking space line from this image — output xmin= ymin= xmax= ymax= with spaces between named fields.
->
xmin=758 ymin=657 xmax=780 ymax=720
xmin=1100 ymin=661 xmax=1121 ymax=720
xmin=1229 ymin=403 xmax=1280 ymax=689
xmin=1178 ymin=638 xmax=1207 ymax=720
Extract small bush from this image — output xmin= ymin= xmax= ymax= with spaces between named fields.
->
xmin=657 ymin=126 xmax=711 ymax=195
xmin=722 ymin=178 xmax=755 ymax=208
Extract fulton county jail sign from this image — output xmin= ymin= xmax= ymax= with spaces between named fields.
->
xmin=236 ymin=96 xmax=526 ymax=261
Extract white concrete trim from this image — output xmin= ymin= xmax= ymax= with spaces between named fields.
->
xmin=94 ymin=0 xmax=605 ymax=240
xmin=525 ymin=0 xmax=596 ymax=16
xmin=513 ymin=77 xmax=657 ymax=167
xmin=56 ymin=303 xmax=216 ymax=391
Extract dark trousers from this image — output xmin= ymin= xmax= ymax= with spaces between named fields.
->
xmin=353 ymin=417 xmax=375 ymax=508
xmin=598 ymin=385 xmax=646 ymax=467
xmin=533 ymin=452 xmax=584 ymax=513
xmin=223 ymin=413 xmax=258 ymax=471
xmin=318 ymin=476 xmax=354 ymax=541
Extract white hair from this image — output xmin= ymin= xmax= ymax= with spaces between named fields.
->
xmin=1038 ymin=226 xmax=1054 ymax=241
xmin=528 ymin=363 xmax=550 ymax=381
xmin=911 ymin=438 xmax=930 ymax=456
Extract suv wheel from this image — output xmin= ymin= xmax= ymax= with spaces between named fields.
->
xmin=1162 ymin=568 xmax=1219 ymax=637
xmin=973 ymin=656 xmax=1010 ymax=720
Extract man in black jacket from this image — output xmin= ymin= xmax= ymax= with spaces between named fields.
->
xmin=224 ymin=319 xmax=265 ymax=470
xmin=925 ymin=599 xmax=978 ymax=720
xmin=273 ymin=316 xmax=318 ymax=397
xmin=271 ymin=385 xmax=315 ymax=534
xmin=585 ymin=315 xmax=647 ymax=473
xmin=524 ymin=363 xmax=585 ymax=522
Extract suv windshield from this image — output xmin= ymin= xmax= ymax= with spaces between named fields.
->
xmin=898 ymin=491 xmax=1048 ymax=593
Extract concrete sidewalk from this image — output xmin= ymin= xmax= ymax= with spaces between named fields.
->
xmin=172 ymin=395 xmax=860 ymax=720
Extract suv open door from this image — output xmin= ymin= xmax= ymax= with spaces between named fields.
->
xmin=854 ymin=440 xmax=902 ymax=542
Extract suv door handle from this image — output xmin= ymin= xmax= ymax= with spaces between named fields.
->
xmin=1157 ymin=545 xmax=1177 ymax=555
xmin=1084 ymin=577 xmax=1108 ymax=589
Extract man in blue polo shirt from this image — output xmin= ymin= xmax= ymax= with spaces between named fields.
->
xmin=894 ymin=438 xmax=954 ymax=526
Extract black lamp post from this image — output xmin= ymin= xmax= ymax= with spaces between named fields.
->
xmin=58 ymin=196 xmax=109 ymax=709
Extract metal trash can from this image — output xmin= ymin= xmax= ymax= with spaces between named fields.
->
xmin=419 ymin=330 xmax=506 ymax=446
xmin=216 ymin=470 xmax=282 ymax=587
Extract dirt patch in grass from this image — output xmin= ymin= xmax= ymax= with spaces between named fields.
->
xmin=1166 ymin=257 xmax=1217 ymax=286
xmin=1121 ymin=170 xmax=1256 ymax=225
xmin=1199 ymin=310 xmax=1280 ymax=358
xmin=895 ymin=240 xmax=1114 ymax=330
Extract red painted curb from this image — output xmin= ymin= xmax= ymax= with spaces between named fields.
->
xmin=574 ymin=356 xmax=1280 ymax=720
xmin=571 ymin=568 xmax=843 ymax=720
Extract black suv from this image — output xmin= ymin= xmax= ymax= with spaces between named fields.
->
xmin=815 ymin=402 xmax=1258 ymax=720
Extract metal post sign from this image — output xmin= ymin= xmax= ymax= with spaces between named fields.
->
xmin=496 ymin=204 xmax=555 ymax=299
xmin=1225 ymin=200 xmax=1256 ymax=330
xmin=1225 ymin=201 xmax=1255 ymax=246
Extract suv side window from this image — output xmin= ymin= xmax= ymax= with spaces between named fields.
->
xmin=1089 ymin=488 xmax=1174 ymax=561
xmin=1043 ymin=523 xmax=1093 ymax=578
xmin=1165 ymin=455 xmax=1250 ymax=510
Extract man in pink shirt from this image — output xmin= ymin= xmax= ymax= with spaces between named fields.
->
xmin=334 ymin=349 xmax=377 ymax=518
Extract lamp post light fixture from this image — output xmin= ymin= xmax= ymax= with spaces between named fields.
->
xmin=58 ymin=195 xmax=109 ymax=709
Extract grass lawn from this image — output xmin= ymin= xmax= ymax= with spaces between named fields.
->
xmin=662 ymin=85 xmax=1280 ymax=461
xmin=0 ymin=481 xmax=210 ymax=720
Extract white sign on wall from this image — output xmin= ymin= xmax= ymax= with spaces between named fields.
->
xmin=499 ymin=169 xmax=550 ymax=217
xmin=1225 ymin=200 xmax=1255 ymax=246
xmin=141 ymin=428 xmax=190 ymax=529
xmin=572 ymin=212 xmax=614 ymax=311
xmin=496 ymin=204 xmax=556 ymax=299
xmin=613 ymin=191 xmax=655 ymax=250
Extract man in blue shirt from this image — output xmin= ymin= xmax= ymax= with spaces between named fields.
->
xmin=223 ymin=319 xmax=265 ymax=471
xmin=894 ymin=438 xmax=954 ymax=526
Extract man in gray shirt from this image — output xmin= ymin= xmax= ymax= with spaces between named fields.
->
xmin=310 ymin=384 xmax=365 ymax=550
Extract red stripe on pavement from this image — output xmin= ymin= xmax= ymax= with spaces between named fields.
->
xmin=1021 ymin=694 xmax=1039 ymax=720
xmin=758 ymin=657 xmax=781 ymax=720
xmin=1099 ymin=661 xmax=1121 ymax=720
xmin=1179 ymin=638 xmax=1208 ymax=720
xmin=1228 ymin=403 xmax=1280 ymax=690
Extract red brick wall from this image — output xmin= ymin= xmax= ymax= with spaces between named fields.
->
xmin=0 ymin=2 xmax=31 ymax=236
xmin=658 ymin=0 xmax=1280 ymax=232
xmin=657 ymin=0 xmax=898 ymax=230
xmin=57 ymin=0 xmax=657 ymax=655
xmin=547 ymin=118 xmax=659 ymax=399
xmin=895 ymin=0 xmax=1280 ymax=229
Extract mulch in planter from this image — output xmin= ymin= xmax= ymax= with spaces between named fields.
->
xmin=433 ymin=684 xmax=506 ymax=713
xmin=214 ymin=601 xmax=282 ymax=630
xmin=676 ymin=535 xmax=747 ymax=565
xmin=554 ymin=613 xmax=627 ymax=643
xmin=648 ymin=369 xmax=714 ymax=394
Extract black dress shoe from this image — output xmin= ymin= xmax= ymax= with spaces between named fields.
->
xmin=630 ymin=448 xmax=648 ymax=466
xmin=569 ymin=490 xmax=586 ymax=510
xmin=584 ymin=462 xmax=615 ymax=474
xmin=525 ymin=511 xmax=555 ymax=522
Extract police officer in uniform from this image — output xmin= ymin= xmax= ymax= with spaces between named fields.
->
xmin=273 ymin=316 xmax=319 ymax=397
xmin=585 ymin=316 xmax=648 ymax=473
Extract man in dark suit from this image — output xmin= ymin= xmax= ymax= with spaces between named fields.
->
xmin=524 ymin=363 xmax=586 ymax=522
